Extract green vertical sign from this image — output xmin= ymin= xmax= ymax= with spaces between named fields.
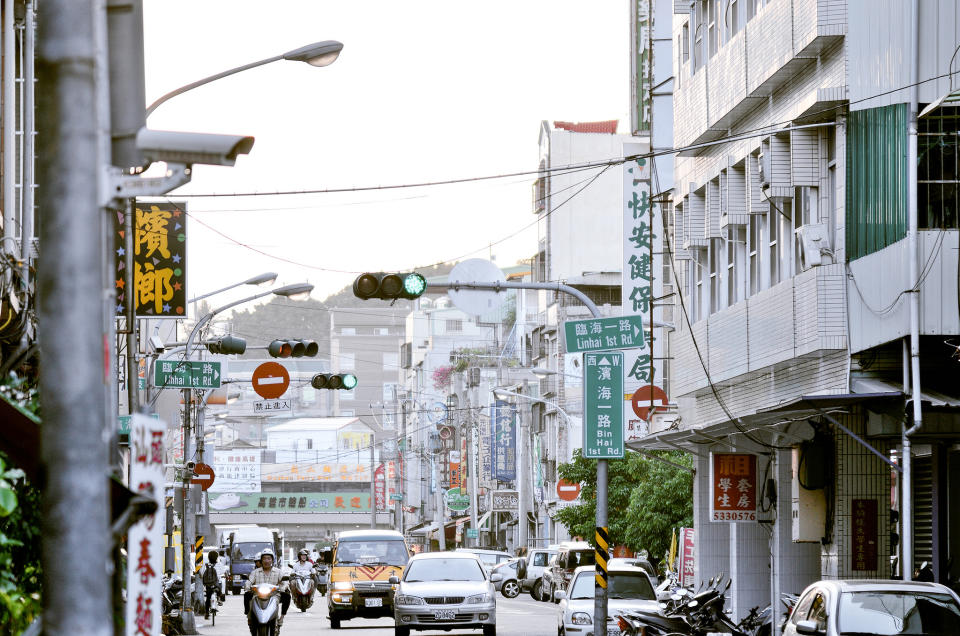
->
xmin=583 ymin=352 xmax=624 ymax=459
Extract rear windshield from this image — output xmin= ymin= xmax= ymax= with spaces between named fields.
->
xmin=567 ymin=551 xmax=595 ymax=568
xmin=837 ymin=591 xmax=960 ymax=635
xmin=335 ymin=540 xmax=409 ymax=567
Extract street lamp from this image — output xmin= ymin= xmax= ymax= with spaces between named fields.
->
xmin=188 ymin=271 xmax=278 ymax=305
xmin=146 ymin=40 xmax=344 ymax=117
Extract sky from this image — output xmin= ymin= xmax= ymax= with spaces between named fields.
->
xmin=142 ymin=0 xmax=630 ymax=309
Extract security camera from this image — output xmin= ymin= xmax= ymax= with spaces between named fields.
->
xmin=185 ymin=461 xmax=196 ymax=471
xmin=136 ymin=128 xmax=255 ymax=167
xmin=149 ymin=335 xmax=166 ymax=353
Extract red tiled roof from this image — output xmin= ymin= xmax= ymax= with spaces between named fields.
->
xmin=553 ymin=120 xmax=618 ymax=134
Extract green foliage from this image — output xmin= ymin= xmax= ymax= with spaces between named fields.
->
xmin=0 ymin=454 xmax=42 ymax=633
xmin=555 ymin=449 xmax=692 ymax=567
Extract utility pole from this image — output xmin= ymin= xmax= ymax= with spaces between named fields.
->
xmin=467 ymin=383 xmax=480 ymax=547
xmin=434 ymin=452 xmax=446 ymax=551
xmin=370 ymin=436 xmax=376 ymax=529
xmin=400 ymin=398 xmax=408 ymax=535
xmin=37 ymin=1 xmax=112 ymax=633
xmin=180 ymin=391 xmax=197 ymax=634
xmin=517 ymin=381 xmax=529 ymax=552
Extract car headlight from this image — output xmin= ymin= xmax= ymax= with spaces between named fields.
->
xmin=465 ymin=593 xmax=493 ymax=604
xmin=395 ymin=594 xmax=426 ymax=605
xmin=333 ymin=581 xmax=354 ymax=591
xmin=571 ymin=612 xmax=593 ymax=625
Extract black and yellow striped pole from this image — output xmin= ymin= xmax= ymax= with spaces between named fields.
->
xmin=594 ymin=459 xmax=609 ymax=636
xmin=194 ymin=535 xmax=204 ymax=573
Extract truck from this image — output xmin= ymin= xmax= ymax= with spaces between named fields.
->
xmin=227 ymin=526 xmax=280 ymax=594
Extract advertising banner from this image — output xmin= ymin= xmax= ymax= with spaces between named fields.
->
xmin=210 ymin=450 xmax=262 ymax=493
xmin=491 ymin=490 xmax=519 ymax=512
xmin=709 ymin=453 xmax=758 ymax=522
xmin=261 ymin=462 xmax=370 ymax=483
xmin=374 ymin=464 xmax=386 ymax=511
xmin=125 ymin=414 xmax=165 ymax=636
xmin=491 ymin=400 xmax=516 ymax=481
xmin=678 ymin=527 xmax=695 ymax=588
xmin=208 ymin=491 xmax=374 ymax=512
xmin=114 ymin=201 xmax=187 ymax=318
xmin=851 ymin=499 xmax=878 ymax=571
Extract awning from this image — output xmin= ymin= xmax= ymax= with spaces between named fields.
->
xmin=920 ymin=88 xmax=960 ymax=118
xmin=408 ymin=523 xmax=438 ymax=537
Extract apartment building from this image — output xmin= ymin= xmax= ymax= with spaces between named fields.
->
xmin=629 ymin=0 xmax=960 ymax=621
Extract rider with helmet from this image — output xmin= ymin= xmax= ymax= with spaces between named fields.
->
xmin=243 ymin=547 xmax=290 ymax=628
xmin=291 ymin=548 xmax=314 ymax=578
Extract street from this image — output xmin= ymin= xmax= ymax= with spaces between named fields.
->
xmin=196 ymin=593 xmax=558 ymax=636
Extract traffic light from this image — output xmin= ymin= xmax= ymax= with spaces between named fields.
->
xmin=311 ymin=373 xmax=358 ymax=390
xmin=268 ymin=339 xmax=319 ymax=358
xmin=206 ymin=335 xmax=246 ymax=355
xmin=352 ymin=272 xmax=427 ymax=300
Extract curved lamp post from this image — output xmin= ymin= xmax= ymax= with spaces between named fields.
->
xmin=146 ymin=40 xmax=343 ymax=117
xmin=188 ymin=271 xmax=278 ymax=305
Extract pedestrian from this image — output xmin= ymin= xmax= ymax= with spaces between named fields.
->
xmin=202 ymin=550 xmax=220 ymax=619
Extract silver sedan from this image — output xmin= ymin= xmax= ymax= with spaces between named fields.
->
xmin=392 ymin=552 xmax=500 ymax=636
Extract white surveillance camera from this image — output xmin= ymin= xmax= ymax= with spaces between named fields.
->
xmin=185 ymin=461 xmax=196 ymax=471
xmin=149 ymin=335 xmax=166 ymax=352
xmin=136 ymin=128 xmax=255 ymax=167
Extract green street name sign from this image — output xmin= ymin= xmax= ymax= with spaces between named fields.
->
xmin=583 ymin=352 xmax=624 ymax=459
xmin=564 ymin=315 xmax=645 ymax=354
xmin=446 ymin=488 xmax=470 ymax=512
xmin=154 ymin=360 xmax=222 ymax=389
xmin=466 ymin=528 xmax=479 ymax=539
xmin=389 ymin=494 xmax=403 ymax=501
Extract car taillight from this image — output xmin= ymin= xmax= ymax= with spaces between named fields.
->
xmin=616 ymin=617 xmax=630 ymax=631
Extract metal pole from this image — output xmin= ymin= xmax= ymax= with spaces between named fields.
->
xmin=3 ymin=0 xmax=16 ymax=254
xmin=370 ymin=437 xmax=376 ymax=529
xmin=401 ymin=399 xmax=408 ymax=535
xmin=37 ymin=0 xmax=111 ymax=632
xmin=435 ymin=455 xmax=446 ymax=551
xmin=180 ymin=391 xmax=197 ymax=633
xmin=517 ymin=382 xmax=529 ymax=552
xmin=22 ymin=0 xmax=35 ymax=288
xmin=124 ymin=198 xmax=138 ymax=414
xmin=594 ymin=459 xmax=609 ymax=634
xmin=467 ymin=390 xmax=479 ymax=547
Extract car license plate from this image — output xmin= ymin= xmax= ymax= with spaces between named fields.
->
xmin=364 ymin=597 xmax=383 ymax=607
xmin=434 ymin=609 xmax=456 ymax=620
xmin=607 ymin=629 xmax=620 ymax=636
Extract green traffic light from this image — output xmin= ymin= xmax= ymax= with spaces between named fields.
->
xmin=342 ymin=374 xmax=358 ymax=390
xmin=403 ymin=273 xmax=427 ymax=298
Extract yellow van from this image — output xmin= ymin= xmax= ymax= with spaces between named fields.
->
xmin=325 ymin=529 xmax=410 ymax=629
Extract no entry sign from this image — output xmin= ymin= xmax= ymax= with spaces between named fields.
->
xmin=631 ymin=384 xmax=668 ymax=419
xmin=252 ymin=362 xmax=290 ymax=400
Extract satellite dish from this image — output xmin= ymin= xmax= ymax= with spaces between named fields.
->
xmin=447 ymin=259 xmax=508 ymax=317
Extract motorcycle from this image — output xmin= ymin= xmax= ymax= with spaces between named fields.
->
xmin=314 ymin=562 xmax=329 ymax=595
xmin=248 ymin=582 xmax=282 ymax=636
xmin=617 ymin=575 xmax=750 ymax=636
xmin=161 ymin=572 xmax=184 ymax=635
xmin=291 ymin=571 xmax=315 ymax=611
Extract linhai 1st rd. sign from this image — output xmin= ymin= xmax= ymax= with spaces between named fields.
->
xmin=564 ymin=315 xmax=645 ymax=354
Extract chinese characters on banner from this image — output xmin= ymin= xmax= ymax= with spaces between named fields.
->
xmin=710 ymin=453 xmax=758 ymax=522
xmin=210 ymin=450 xmax=262 ymax=493
xmin=851 ymin=499 xmax=878 ymax=571
xmin=621 ymin=148 xmax=665 ymax=436
xmin=114 ymin=202 xmax=187 ymax=318
xmin=125 ymin=414 xmax=165 ymax=636
xmin=678 ymin=527 xmax=695 ymax=588
xmin=449 ymin=450 xmax=462 ymax=490
xmin=208 ymin=491 xmax=374 ymax=512
xmin=478 ymin=406 xmax=492 ymax=484
xmin=491 ymin=400 xmax=517 ymax=481
xmin=374 ymin=464 xmax=386 ymax=511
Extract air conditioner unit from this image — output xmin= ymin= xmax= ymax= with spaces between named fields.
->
xmin=796 ymin=223 xmax=829 ymax=270
xmin=757 ymin=149 xmax=771 ymax=191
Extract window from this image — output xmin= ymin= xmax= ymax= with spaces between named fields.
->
xmin=533 ymin=552 xmax=551 ymax=567
xmin=693 ymin=1 xmax=705 ymax=71
xmin=768 ymin=206 xmax=780 ymax=285
xmin=727 ymin=227 xmax=745 ymax=305
xmin=727 ymin=0 xmax=740 ymax=39
xmin=707 ymin=0 xmax=718 ymax=58
xmin=808 ymin=592 xmax=828 ymax=632
xmin=445 ymin=319 xmax=463 ymax=333
xmin=919 ymin=105 xmax=960 ymax=229
xmin=779 ymin=199 xmax=797 ymax=277
xmin=709 ymin=238 xmax=722 ymax=314
xmin=749 ymin=213 xmax=761 ymax=295
xmin=375 ymin=327 xmax=390 ymax=336
xmin=681 ymin=22 xmax=690 ymax=63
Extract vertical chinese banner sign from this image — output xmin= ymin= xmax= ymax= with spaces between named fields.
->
xmin=374 ymin=464 xmax=386 ymax=511
xmin=115 ymin=201 xmax=187 ymax=318
xmin=449 ymin=450 xmax=462 ymax=490
xmin=126 ymin=414 xmax=165 ymax=636
xmin=491 ymin=400 xmax=517 ymax=482
xmin=678 ymin=527 xmax=695 ymax=588
xmin=709 ymin=453 xmax=758 ymax=522
xmin=622 ymin=150 xmax=664 ymax=434
xmin=851 ymin=499 xmax=878 ymax=571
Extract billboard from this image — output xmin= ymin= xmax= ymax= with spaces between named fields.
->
xmin=709 ymin=453 xmax=758 ymax=522
xmin=491 ymin=400 xmax=516 ymax=481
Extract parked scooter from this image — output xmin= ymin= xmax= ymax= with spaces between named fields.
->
xmin=161 ymin=572 xmax=185 ymax=635
xmin=291 ymin=571 xmax=315 ymax=612
xmin=617 ymin=574 xmax=749 ymax=636
xmin=314 ymin=562 xmax=329 ymax=595
xmin=248 ymin=582 xmax=283 ymax=635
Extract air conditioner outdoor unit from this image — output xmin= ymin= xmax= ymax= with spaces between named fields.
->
xmin=796 ymin=223 xmax=829 ymax=270
xmin=757 ymin=149 xmax=771 ymax=190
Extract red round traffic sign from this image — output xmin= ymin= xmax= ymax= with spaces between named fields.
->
xmin=557 ymin=479 xmax=581 ymax=501
xmin=191 ymin=462 xmax=216 ymax=491
xmin=631 ymin=385 xmax=668 ymax=420
xmin=252 ymin=361 xmax=290 ymax=399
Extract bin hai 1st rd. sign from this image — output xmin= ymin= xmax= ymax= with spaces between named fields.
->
xmin=153 ymin=360 xmax=222 ymax=389
xmin=583 ymin=352 xmax=624 ymax=458
xmin=564 ymin=315 xmax=645 ymax=354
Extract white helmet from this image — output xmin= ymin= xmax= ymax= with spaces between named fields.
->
xmin=260 ymin=548 xmax=275 ymax=559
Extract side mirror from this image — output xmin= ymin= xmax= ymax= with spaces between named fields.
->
xmin=554 ymin=589 xmax=566 ymax=600
xmin=389 ymin=575 xmax=400 ymax=585
xmin=795 ymin=620 xmax=823 ymax=635
xmin=490 ymin=573 xmax=503 ymax=583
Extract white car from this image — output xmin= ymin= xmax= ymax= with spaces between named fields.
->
xmin=782 ymin=578 xmax=960 ymax=635
xmin=392 ymin=552 xmax=500 ymax=636
xmin=557 ymin=565 xmax=658 ymax=636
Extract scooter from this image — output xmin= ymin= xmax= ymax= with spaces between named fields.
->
xmin=291 ymin=571 xmax=315 ymax=611
xmin=314 ymin=562 xmax=329 ymax=595
xmin=161 ymin=572 xmax=184 ymax=635
xmin=248 ymin=583 xmax=282 ymax=636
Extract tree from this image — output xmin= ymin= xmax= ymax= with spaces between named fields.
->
xmin=555 ymin=449 xmax=692 ymax=568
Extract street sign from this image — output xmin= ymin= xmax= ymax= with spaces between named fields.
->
xmin=119 ymin=412 xmax=159 ymax=436
xmin=491 ymin=490 xmax=519 ymax=512
xmin=253 ymin=399 xmax=292 ymax=414
xmin=154 ymin=360 xmax=221 ymax=389
xmin=556 ymin=479 xmax=581 ymax=501
xmin=631 ymin=384 xmax=669 ymax=419
xmin=191 ymin=462 xmax=215 ymax=491
xmin=466 ymin=528 xmax=479 ymax=539
xmin=389 ymin=494 xmax=403 ymax=501
xmin=252 ymin=362 xmax=290 ymax=399
xmin=583 ymin=352 xmax=624 ymax=458
xmin=564 ymin=315 xmax=645 ymax=354
xmin=446 ymin=488 xmax=470 ymax=511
